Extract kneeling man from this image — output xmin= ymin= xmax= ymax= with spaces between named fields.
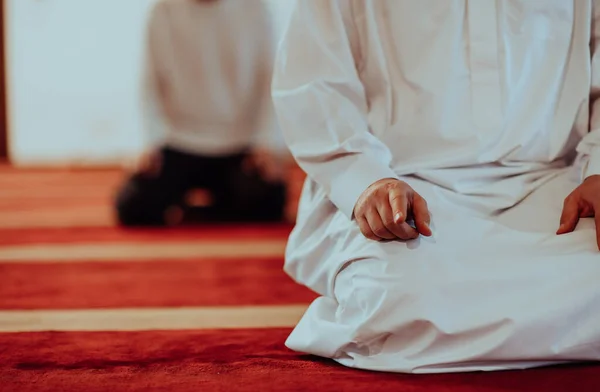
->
xmin=273 ymin=0 xmax=600 ymax=373
xmin=115 ymin=0 xmax=286 ymax=226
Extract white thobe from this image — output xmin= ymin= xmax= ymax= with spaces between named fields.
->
xmin=273 ymin=0 xmax=600 ymax=373
xmin=142 ymin=0 xmax=281 ymax=156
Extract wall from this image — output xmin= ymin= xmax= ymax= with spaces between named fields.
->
xmin=5 ymin=0 xmax=294 ymax=165
xmin=6 ymin=0 xmax=159 ymax=165
xmin=6 ymin=0 xmax=294 ymax=166
xmin=0 ymin=0 xmax=8 ymax=160
xmin=6 ymin=0 xmax=160 ymax=165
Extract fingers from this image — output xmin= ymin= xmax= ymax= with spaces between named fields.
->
xmin=242 ymin=152 xmax=282 ymax=183
xmin=383 ymin=188 xmax=420 ymax=240
xmin=357 ymin=216 xmax=378 ymax=241
xmin=557 ymin=196 xmax=580 ymax=235
xmin=395 ymin=222 xmax=420 ymax=240
xmin=357 ymin=213 xmax=394 ymax=241
xmin=389 ymin=188 xmax=430 ymax=239
xmin=355 ymin=179 xmax=430 ymax=242
xmin=365 ymin=209 xmax=396 ymax=240
xmin=378 ymin=203 xmax=420 ymax=240
xmin=135 ymin=150 xmax=162 ymax=177
xmin=134 ymin=156 xmax=150 ymax=175
xmin=412 ymin=193 xmax=432 ymax=237
xmin=389 ymin=187 xmax=408 ymax=224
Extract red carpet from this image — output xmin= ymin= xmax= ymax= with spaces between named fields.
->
xmin=0 ymin=226 xmax=294 ymax=246
xmin=1 ymin=330 xmax=599 ymax=392
xmin=0 ymin=258 xmax=316 ymax=309
xmin=0 ymin=167 xmax=599 ymax=391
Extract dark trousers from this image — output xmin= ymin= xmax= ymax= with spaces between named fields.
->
xmin=114 ymin=147 xmax=286 ymax=226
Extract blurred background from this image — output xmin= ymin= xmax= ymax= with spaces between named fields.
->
xmin=4 ymin=0 xmax=293 ymax=165
xmin=0 ymin=4 xmax=326 ymax=385
xmin=0 ymin=0 xmax=305 ymax=227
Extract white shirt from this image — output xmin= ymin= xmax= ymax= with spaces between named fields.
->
xmin=143 ymin=0 xmax=280 ymax=156
xmin=273 ymin=0 xmax=600 ymax=219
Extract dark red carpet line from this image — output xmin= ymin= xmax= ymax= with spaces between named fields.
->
xmin=0 ymin=258 xmax=316 ymax=309
xmin=0 ymin=225 xmax=293 ymax=246
xmin=0 ymin=329 xmax=599 ymax=392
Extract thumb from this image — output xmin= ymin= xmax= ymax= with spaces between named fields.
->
xmin=557 ymin=197 xmax=580 ymax=235
xmin=411 ymin=193 xmax=432 ymax=237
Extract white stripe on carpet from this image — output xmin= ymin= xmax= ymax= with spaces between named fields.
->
xmin=0 ymin=305 xmax=307 ymax=332
xmin=0 ymin=240 xmax=286 ymax=262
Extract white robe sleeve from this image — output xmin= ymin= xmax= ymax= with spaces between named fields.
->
xmin=140 ymin=3 xmax=169 ymax=150
xmin=272 ymin=0 xmax=398 ymax=219
xmin=579 ymin=1 xmax=600 ymax=179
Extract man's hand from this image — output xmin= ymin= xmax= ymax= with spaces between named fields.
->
xmin=353 ymin=178 xmax=432 ymax=241
xmin=242 ymin=148 xmax=285 ymax=183
xmin=130 ymin=149 xmax=162 ymax=177
xmin=557 ymin=175 xmax=600 ymax=250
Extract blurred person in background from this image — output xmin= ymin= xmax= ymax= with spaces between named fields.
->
xmin=115 ymin=0 xmax=286 ymax=226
